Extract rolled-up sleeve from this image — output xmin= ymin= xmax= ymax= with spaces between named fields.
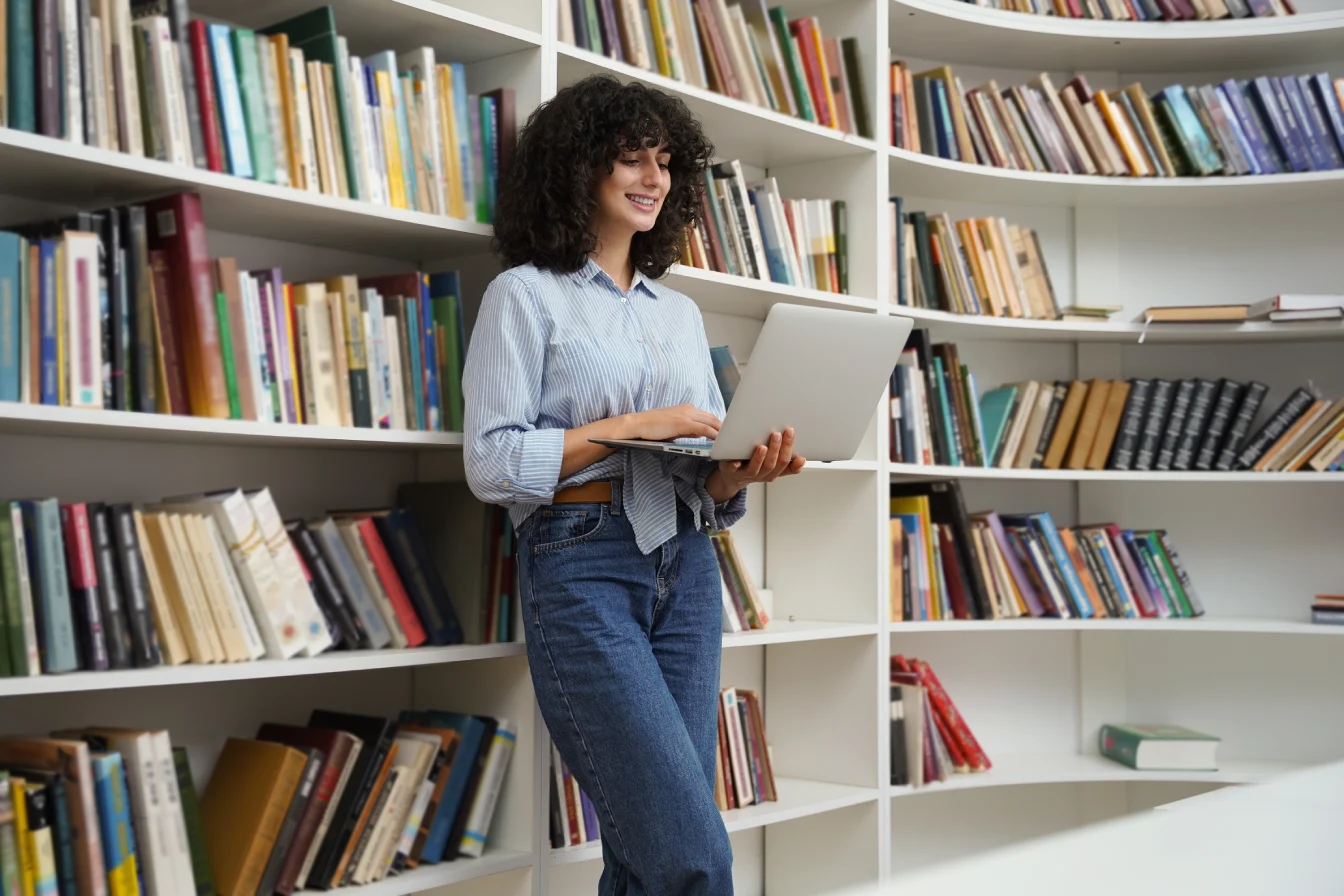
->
xmin=462 ymin=272 xmax=565 ymax=506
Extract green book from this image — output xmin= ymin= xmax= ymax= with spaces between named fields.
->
xmin=978 ymin=386 xmax=1018 ymax=467
xmin=260 ymin=6 xmax=362 ymax=200
xmin=172 ymin=748 xmax=217 ymax=896
xmin=1145 ymin=531 xmax=1194 ymax=618
xmin=840 ymin=38 xmax=871 ymax=139
xmin=1099 ymin=723 xmax=1220 ymax=771
xmin=215 ymin=292 xmax=242 ymax=420
xmin=428 ymin=273 xmax=464 ymax=432
xmin=831 ymin=199 xmax=847 ymax=294
xmin=7 ymin=0 xmax=36 ymax=131
xmin=229 ymin=29 xmax=276 ymax=184
xmin=0 ymin=512 xmax=18 ymax=677
xmin=769 ymin=7 xmax=814 ymax=123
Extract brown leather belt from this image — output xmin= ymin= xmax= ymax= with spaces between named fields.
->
xmin=552 ymin=480 xmax=614 ymax=504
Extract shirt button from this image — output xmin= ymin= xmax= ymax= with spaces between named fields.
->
xmin=501 ymin=480 xmax=511 ymax=488
xmin=637 ymin=338 xmax=644 ymax=344
xmin=646 ymin=385 xmax=652 ymax=392
xmin=620 ymin=297 xmax=627 ymax=303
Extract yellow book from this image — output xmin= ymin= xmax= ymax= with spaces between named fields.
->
xmin=375 ymin=71 xmax=407 ymax=209
xmin=889 ymin=518 xmax=904 ymax=623
xmin=11 ymin=777 xmax=33 ymax=896
xmin=282 ymin=284 xmax=303 ymax=424
xmin=436 ymin=65 xmax=466 ymax=219
xmin=890 ymin=496 xmax=939 ymax=620
xmin=808 ymin=18 xmax=839 ymax=130
xmin=646 ymin=0 xmax=672 ymax=77
xmin=132 ymin=508 xmax=190 ymax=665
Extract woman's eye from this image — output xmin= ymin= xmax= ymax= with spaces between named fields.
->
xmin=658 ymin=162 xmax=669 ymax=170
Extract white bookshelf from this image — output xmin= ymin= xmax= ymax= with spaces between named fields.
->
xmin=1 ymin=0 xmax=1342 ymax=895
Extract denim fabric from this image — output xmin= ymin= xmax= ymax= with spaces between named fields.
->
xmin=517 ymin=483 xmax=733 ymax=896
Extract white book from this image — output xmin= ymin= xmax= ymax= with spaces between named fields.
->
xmin=110 ymin=0 xmax=143 ymax=155
xmin=559 ymin=0 xmax=575 ymax=44
xmin=151 ymin=730 xmax=197 ymax=894
xmin=398 ymin=48 xmax=444 ymax=216
xmin=371 ymin=733 xmax=439 ymax=880
xmin=155 ymin=511 xmax=227 ymax=662
xmin=63 ymin=231 xmax=103 ymax=409
xmin=201 ymin=514 xmax=268 ymax=660
xmin=236 ymin=272 xmax=268 ymax=423
xmin=763 ymin=181 xmax=802 ymax=286
xmin=256 ymin=34 xmax=290 ymax=188
xmin=168 ymin=512 xmax=252 ymax=661
xmin=165 ymin=39 xmax=195 ymax=167
xmin=720 ymin=576 xmax=743 ymax=633
xmin=360 ymin=308 xmax=383 ymax=429
xmin=458 ymin=721 xmax=518 ymax=858
xmin=336 ymin=36 xmax=365 ymax=201
xmin=294 ymin=739 xmax=361 ymax=889
xmin=60 ymin=0 xmax=83 ymax=143
xmin=362 ymin=289 xmax=390 ymax=428
xmin=384 ymin=316 xmax=407 ymax=430
xmin=290 ymin=49 xmax=321 ymax=193
xmin=89 ymin=17 xmax=111 ymax=149
xmin=347 ymin=57 xmax=380 ymax=206
xmin=294 ymin=284 xmax=341 ymax=427
xmin=6 ymin=504 xmax=41 ymax=675
xmin=244 ymin=487 xmax=332 ymax=656
xmin=334 ymin=518 xmax=406 ymax=649
xmin=78 ymin=729 xmax=177 ymax=895
xmin=387 ymin=734 xmax=440 ymax=872
xmin=254 ymin=276 xmax=283 ymax=423
xmin=350 ymin=737 xmax=423 ymax=884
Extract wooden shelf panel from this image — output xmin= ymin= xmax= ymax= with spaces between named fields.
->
xmin=888 ymin=146 xmax=1344 ymax=207
xmin=0 ymin=403 xmax=464 ymax=450
xmin=0 ymin=130 xmax=491 ymax=259
xmin=557 ymin=45 xmax=878 ymax=168
xmin=889 ymin=753 xmax=1302 ymax=796
xmin=666 ymin=265 xmax=878 ymax=319
xmin=292 ymin=848 xmax=533 ymax=895
xmin=888 ymin=462 xmax=1344 ymax=483
xmin=0 ymin=643 xmax=524 ymax=698
xmin=888 ymin=617 xmax=1344 ymax=635
xmin=888 ymin=304 xmax=1344 ymax=343
xmin=888 ymin=0 xmax=1344 ymax=72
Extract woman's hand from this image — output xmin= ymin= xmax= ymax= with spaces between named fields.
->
xmin=627 ymin=404 xmax=722 ymax=442
xmin=705 ymin=428 xmax=806 ymax=503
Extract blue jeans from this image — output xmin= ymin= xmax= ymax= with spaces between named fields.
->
xmin=516 ymin=483 xmax=733 ymax=896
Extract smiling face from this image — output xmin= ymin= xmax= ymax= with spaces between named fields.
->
xmin=592 ymin=143 xmax=672 ymax=244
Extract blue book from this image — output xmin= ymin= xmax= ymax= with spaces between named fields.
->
xmin=397 ymin=711 xmax=486 ymax=863
xmin=1212 ymin=85 xmax=1261 ymax=175
xmin=1263 ymin=76 xmax=1314 ymax=171
xmin=893 ymin=513 xmax=924 ymax=619
xmin=929 ymin=79 xmax=958 ymax=162
xmin=1221 ymin=80 xmax=1280 ymax=174
xmin=930 ymin=356 xmax=960 ymax=466
xmin=1248 ymin=77 xmax=1305 ymax=171
xmin=7 ymin=0 xmax=36 ymax=131
xmin=1310 ymin=73 xmax=1344 ymax=159
xmin=38 ymin=240 xmax=57 ymax=405
xmin=207 ymin=23 xmax=254 ymax=178
xmin=978 ymin=386 xmax=1017 ymax=467
xmin=450 ymin=64 xmax=473 ymax=213
xmin=367 ymin=53 xmax=418 ymax=208
xmin=748 ymin=189 xmax=790 ymax=284
xmin=89 ymin=754 xmax=139 ymax=895
xmin=480 ymin=94 xmax=497 ymax=220
xmin=1161 ymin=86 xmax=1222 ymax=175
xmin=1297 ymin=75 xmax=1344 ymax=168
xmin=1088 ymin=531 xmax=1137 ymax=618
xmin=709 ymin=345 xmax=740 ymax=409
xmin=1121 ymin=529 xmax=1170 ymax=616
xmin=418 ymin=275 xmax=441 ymax=432
xmin=1281 ymin=75 xmax=1336 ymax=170
xmin=1031 ymin=511 xmax=1094 ymax=619
xmin=404 ymin=296 xmax=426 ymax=431
xmin=19 ymin=499 xmax=78 ymax=673
xmin=0 ymin=232 xmax=23 ymax=402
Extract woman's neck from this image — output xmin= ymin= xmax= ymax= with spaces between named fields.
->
xmin=590 ymin=226 xmax=635 ymax=292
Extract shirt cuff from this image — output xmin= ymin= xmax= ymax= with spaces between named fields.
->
xmin=505 ymin=427 xmax=566 ymax=501
xmin=696 ymin=462 xmax=748 ymax=531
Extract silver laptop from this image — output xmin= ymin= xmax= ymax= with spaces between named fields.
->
xmin=591 ymin=304 xmax=914 ymax=462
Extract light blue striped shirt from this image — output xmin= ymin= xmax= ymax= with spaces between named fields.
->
xmin=462 ymin=259 xmax=748 ymax=554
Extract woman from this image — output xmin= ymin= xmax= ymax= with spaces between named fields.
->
xmin=462 ymin=74 xmax=805 ymax=894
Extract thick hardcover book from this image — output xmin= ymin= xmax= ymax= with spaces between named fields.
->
xmin=89 ymin=753 xmax=138 ymax=896
xmin=1194 ymin=379 xmax=1243 ymax=470
xmin=1107 ymin=379 xmax=1151 ymax=470
xmin=84 ymin=505 xmax=132 ymax=670
xmin=255 ymin=748 xmax=321 ymax=896
xmin=1029 ymin=382 xmax=1068 ymax=469
xmin=199 ymin=739 xmax=305 ymax=896
xmin=1213 ymin=380 xmax=1269 ymax=470
xmin=1100 ymin=723 xmax=1218 ymax=771
xmin=1133 ymin=379 xmax=1174 ymax=471
xmin=304 ymin=712 xmax=395 ymax=890
xmin=309 ymin=519 xmax=392 ymax=650
xmin=1154 ymin=379 xmax=1196 ymax=471
xmin=1233 ymin=386 xmax=1313 ymax=470
xmin=287 ymin=522 xmax=367 ymax=650
xmin=395 ymin=711 xmax=486 ymax=865
xmin=20 ymin=499 xmax=79 ymax=673
xmin=1171 ymin=379 xmax=1219 ymax=470
xmin=0 ymin=739 xmax=105 ymax=896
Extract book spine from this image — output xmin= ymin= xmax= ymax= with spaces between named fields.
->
xmin=256 ymin=751 xmax=319 ymax=896
xmin=458 ymin=723 xmax=516 ymax=858
xmin=911 ymin=659 xmax=991 ymax=771
xmin=1132 ymin=379 xmax=1173 ymax=471
xmin=1098 ymin=724 xmax=1142 ymax=769
xmin=1233 ymin=387 xmax=1313 ymax=469
xmin=1156 ymin=530 xmax=1204 ymax=617
xmin=1194 ymin=379 xmax=1243 ymax=470
xmin=1171 ymin=379 xmax=1218 ymax=471
xmin=1154 ymin=379 xmax=1196 ymax=471
xmin=1107 ymin=379 xmax=1151 ymax=470
xmin=86 ymin=508 xmax=132 ymax=670
xmin=58 ymin=504 xmax=107 ymax=671
xmin=1213 ymin=380 xmax=1269 ymax=470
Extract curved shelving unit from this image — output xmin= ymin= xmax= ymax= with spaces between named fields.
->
xmin=887 ymin=462 xmax=1344 ymax=482
xmin=887 ymin=145 xmax=1344 ymax=207
xmin=887 ymin=0 xmax=1344 ymax=71
xmin=666 ymin=265 xmax=879 ymax=318
xmin=887 ymin=616 xmax=1344 ymax=635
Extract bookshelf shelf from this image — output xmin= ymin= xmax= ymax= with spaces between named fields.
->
xmin=0 ymin=403 xmax=465 ymax=450
xmin=887 ymin=462 xmax=1344 ymax=482
xmin=291 ymin=847 xmax=534 ymax=896
xmin=0 ymin=643 xmax=525 ymax=698
xmin=724 ymin=620 xmax=880 ymax=647
xmin=887 ymin=304 xmax=1344 ymax=343
xmin=887 ymin=145 xmax=1344 ymax=207
xmin=666 ymin=265 xmax=879 ymax=319
xmin=556 ymin=45 xmax=879 ymax=168
xmin=805 ymin=459 xmax=883 ymax=472
xmin=887 ymin=0 xmax=1344 ymax=71
xmin=887 ymin=616 xmax=1344 ymax=635
xmin=888 ymin=753 xmax=1303 ymax=796
xmin=0 ymin=129 xmax=493 ymax=258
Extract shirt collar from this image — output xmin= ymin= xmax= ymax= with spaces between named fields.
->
xmin=571 ymin=258 xmax=659 ymax=299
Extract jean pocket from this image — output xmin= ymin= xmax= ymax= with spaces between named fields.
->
xmin=530 ymin=504 xmax=608 ymax=553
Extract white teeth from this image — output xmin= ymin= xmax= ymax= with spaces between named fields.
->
xmin=627 ymin=195 xmax=655 ymax=208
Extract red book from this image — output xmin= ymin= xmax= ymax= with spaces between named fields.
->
xmin=936 ymin=525 xmax=972 ymax=620
xmin=353 ymin=518 xmax=427 ymax=647
xmin=716 ymin=703 xmax=735 ymax=809
xmin=911 ymin=658 xmax=991 ymax=772
xmin=254 ymin=724 xmax=360 ymax=894
xmin=145 ymin=192 xmax=230 ymax=418
xmin=187 ymin=21 xmax=226 ymax=173
xmin=788 ymin=18 xmax=831 ymax=128
xmin=59 ymin=503 xmax=109 ymax=671
xmin=928 ymin=698 xmax=968 ymax=772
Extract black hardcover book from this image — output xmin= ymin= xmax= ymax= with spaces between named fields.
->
xmin=1213 ymin=381 xmax=1270 ymax=470
xmin=1155 ymin=379 xmax=1196 ymax=471
xmin=1133 ymin=379 xmax=1175 ymax=471
xmin=107 ymin=504 xmax=162 ymax=668
xmin=257 ymin=746 xmax=322 ymax=896
xmin=85 ymin=505 xmax=132 ymax=670
xmin=1233 ymin=387 xmax=1314 ymax=470
xmin=288 ymin=521 xmax=367 ymax=650
xmin=59 ymin=505 xmax=108 ymax=671
xmin=1108 ymin=379 xmax=1152 ymax=470
xmin=121 ymin=206 xmax=156 ymax=414
xmin=1171 ymin=379 xmax=1219 ymax=471
xmin=445 ymin=716 xmax=499 ymax=860
xmin=890 ymin=480 xmax=992 ymax=620
xmin=1030 ymin=382 xmax=1069 ymax=469
xmin=92 ymin=211 xmax=129 ymax=412
xmin=890 ymin=685 xmax=909 ymax=787
xmin=370 ymin=508 xmax=465 ymax=646
xmin=1194 ymin=380 xmax=1243 ymax=471
xmin=305 ymin=711 xmax=397 ymax=890
xmin=911 ymin=213 xmax=937 ymax=309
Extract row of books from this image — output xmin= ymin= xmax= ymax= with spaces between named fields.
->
xmin=714 ymin=686 xmax=776 ymax=810
xmin=712 ymin=530 xmax=768 ymax=633
xmin=953 ymin=0 xmax=1295 ymax=20
xmin=891 ymin=65 xmax=1344 ymax=178
xmin=549 ymin=747 xmax=599 ymax=849
xmin=889 ymin=331 xmax=1344 ymax=473
xmin=561 ymin=0 xmax=872 ymax=137
xmin=680 ymin=162 xmax=849 ymax=294
xmin=1 ymin=1 xmax=510 ymax=221
xmin=0 ymin=707 xmax=515 ymax=896
xmin=0 ymin=191 xmax=469 ymax=431
xmin=890 ymin=480 xmax=1205 ymax=622
xmin=0 ymin=485 xmax=472 ymax=679
xmin=1312 ymin=594 xmax=1344 ymax=626
xmin=889 ymin=655 xmax=988 ymax=787
xmin=891 ymin=200 xmax=1060 ymax=319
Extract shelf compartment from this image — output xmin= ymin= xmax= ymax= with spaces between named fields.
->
xmin=888 ymin=617 xmax=1344 ymax=635
xmin=292 ymin=847 xmax=532 ymax=895
xmin=549 ymin=778 xmax=880 ymax=864
xmin=0 ymin=129 xmax=492 ymax=258
xmin=888 ymin=0 xmax=1344 ymax=73
xmin=557 ymin=45 xmax=878 ymax=168
xmin=888 ymin=304 xmax=1344 ymax=344
xmin=723 ymin=621 xmax=879 ymax=647
xmin=0 ymin=402 xmax=464 ymax=450
xmin=666 ymin=265 xmax=878 ymax=319
xmin=888 ymin=462 xmax=1344 ymax=483
xmin=889 ymin=753 xmax=1302 ymax=796
xmin=888 ymin=146 xmax=1344 ymax=207
xmin=0 ymin=643 xmax=525 ymax=698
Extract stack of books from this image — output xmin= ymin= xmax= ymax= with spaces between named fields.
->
xmin=1312 ymin=594 xmax=1344 ymax=626
xmin=891 ymin=200 xmax=1059 ymax=318
xmin=1142 ymin=294 xmax=1344 ymax=325
xmin=715 ymin=686 xmax=776 ymax=810
xmin=1 ymin=3 xmax=511 ymax=221
xmin=890 ymin=66 xmax=1344 ymax=178
xmin=550 ymin=748 xmax=600 ymax=849
xmin=0 ymin=708 xmax=516 ymax=896
xmin=0 ymin=486 xmax=479 ymax=680
xmin=889 ymin=480 xmax=1205 ymax=622
xmin=561 ymin=2 xmax=872 ymax=137
xmin=0 ymin=192 xmax=469 ymax=431
xmin=712 ymin=530 xmax=768 ymax=633
xmin=890 ymin=330 xmax=1344 ymax=473
xmin=683 ymin=162 xmax=849 ymax=294
xmin=890 ymin=655 xmax=989 ymax=787
xmin=949 ymin=0 xmax=1295 ymax=19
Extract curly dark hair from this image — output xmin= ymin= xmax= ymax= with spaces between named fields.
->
xmin=492 ymin=74 xmax=715 ymax=279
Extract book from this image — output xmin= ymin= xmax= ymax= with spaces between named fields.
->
xmin=1099 ymin=723 xmax=1220 ymax=770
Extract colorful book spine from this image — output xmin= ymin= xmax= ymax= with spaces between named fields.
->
xmin=206 ymin=23 xmax=254 ymax=178
xmin=89 ymin=756 xmax=137 ymax=896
